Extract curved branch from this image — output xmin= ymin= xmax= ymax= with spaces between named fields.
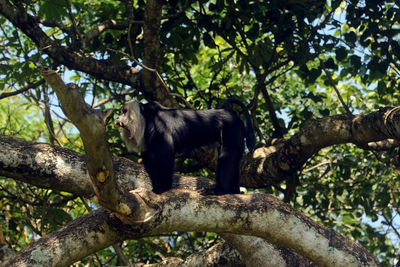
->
xmin=38 ymin=68 xmax=148 ymax=219
xmin=0 ymin=79 xmax=45 ymax=100
xmin=0 ymin=0 xmax=140 ymax=86
xmin=0 ymin=134 xmax=379 ymax=266
xmin=129 ymin=189 xmax=378 ymax=266
xmin=0 ymin=135 xmax=209 ymax=197
xmin=1 ymin=209 xmax=123 ymax=267
xmin=222 ymin=234 xmax=313 ymax=266
xmin=134 ymin=242 xmax=243 ymax=266
xmin=241 ymin=107 xmax=400 ymax=187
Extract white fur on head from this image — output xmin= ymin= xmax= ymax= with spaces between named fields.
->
xmin=117 ymin=101 xmax=146 ymax=152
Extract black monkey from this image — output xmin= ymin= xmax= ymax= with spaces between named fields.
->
xmin=116 ymin=99 xmax=255 ymax=194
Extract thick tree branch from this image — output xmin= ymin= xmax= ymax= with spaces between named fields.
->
xmin=180 ymin=241 xmax=242 ymax=266
xmin=241 ymin=107 xmax=400 ymax=187
xmin=141 ymin=0 xmax=177 ymax=107
xmin=0 ymin=0 xmax=140 ymax=86
xmin=38 ymin=68 xmax=119 ymax=207
xmin=135 ymin=242 xmax=243 ymax=266
xmin=0 ymin=135 xmax=209 ymax=197
xmin=222 ymin=234 xmax=314 ymax=266
xmin=38 ymin=67 xmax=155 ymax=222
xmin=2 ymin=209 xmax=244 ymax=267
xmin=1 ymin=209 xmax=124 ymax=267
xmin=363 ymin=138 xmax=400 ymax=151
xmin=0 ymin=135 xmax=92 ymax=196
xmin=0 ymin=135 xmax=379 ymax=266
xmin=124 ymin=189 xmax=378 ymax=266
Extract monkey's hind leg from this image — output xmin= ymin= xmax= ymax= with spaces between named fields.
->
xmin=215 ymin=147 xmax=242 ymax=195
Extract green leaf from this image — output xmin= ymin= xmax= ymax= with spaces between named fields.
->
xmin=335 ymin=47 xmax=347 ymax=62
xmin=203 ymin=32 xmax=216 ymax=48
xmin=43 ymin=208 xmax=73 ymax=232
xmin=349 ymin=55 xmax=361 ymax=70
xmin=308 ymin=68 xmax=322 ymax=84
xmin=377 ymin=81 xmax=386 ymax=95
xmin=344 ymin=31 xmax=357 ymax=44
xmin=39 ymin=0 xmax=68 ymax=21
xmin=324 ymin=58 xmax=337 ymax=70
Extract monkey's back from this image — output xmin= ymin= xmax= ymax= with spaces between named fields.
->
xmin=141 ymin=102 xmax=245 ymax=154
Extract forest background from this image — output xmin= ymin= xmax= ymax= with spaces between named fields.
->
xmin=0 ymin=0 xmax=400 ymax=266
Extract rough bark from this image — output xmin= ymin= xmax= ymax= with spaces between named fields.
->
xmin=240 ymin=107 xmax=400 ymax=188
xmin=2 ymin=209 xmax=123 ymax=267
xmin=141 ymin=0 xmax=177 ymax=107
xmin=222 ymin=234 xmax=314 ymax=267
xmin=0 ymin=135 xmax=205 ymax=198
xmin=39 ymin=67 xmax=122 ymax=212
xmin=135 ymin=242 xmax=244 ymax=267
xmin=0 ymin=134 xmax=380 ymax=266
xmin=136 ymin=189 xmax=378 ymax=266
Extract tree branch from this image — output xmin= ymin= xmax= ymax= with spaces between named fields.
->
xmin=1 ymin=209 xmax=124 ymax=267
xmin=134 ymin=242 xmax=243 ymax=266
xmin=0 ymin=0 xmax=140 ymax=86
xmin=222 ymin=234 xmax=314 ymax=266
xmin=0 ymin=135 xmax=211 ymax=198
xmin=0 ymin=135 xmax=92 ymax=196
xmin=81 ymin=20 xmax=134 ymax=47
xmin=126 ymin=188 xmax=378 ymax=266
xmin=322 ymin=68 xmax=352 ymax=115
xmin=38 ymin=67 xmax=151 ymax=221
xmin=0 ymin=79 xmax=45 ymax=100
xmin=141 ymin=0 xmax=177 ymax=107
xmin=241 ymin=107 xmax=400 ymax=188
xmin=0 ymin=134 xmax=379 ymax=266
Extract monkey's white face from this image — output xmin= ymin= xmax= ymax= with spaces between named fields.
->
xmin=116 ymin=101 xmax=146 ymax=152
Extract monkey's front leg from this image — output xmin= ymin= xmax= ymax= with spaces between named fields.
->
xmin=142 ymin=148 xmax=175 ymax=194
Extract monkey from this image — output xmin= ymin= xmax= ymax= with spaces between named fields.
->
xmin=116 ymin=99 xmax=255 ymax=194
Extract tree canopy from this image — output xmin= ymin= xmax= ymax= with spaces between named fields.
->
xmin=0 ymin=0 xmax=399 ymax=266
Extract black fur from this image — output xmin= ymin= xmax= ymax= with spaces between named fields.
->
xmin=117 ymin=100 xmax=255 ymax=194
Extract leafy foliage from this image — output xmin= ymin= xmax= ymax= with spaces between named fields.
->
xmin=1 ymin=0 xmax=400 ymax=265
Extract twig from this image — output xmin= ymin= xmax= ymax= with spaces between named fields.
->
xmin=0 ymin=80 xmax=45 ymax=99
xmin=43 ymin=85 xmax=62 ymax=146
xmin=169 ymin=93 xmax=193 ymax=108
xmin=126 ymin=0 xmax=135 ymax=59
xmin=107 ymin=48 xmax=170 ymax=91
xmin=323 ymin=68 xmax=352 ymax=115
xmin=302 ymin=160 xmax=333 ymax=173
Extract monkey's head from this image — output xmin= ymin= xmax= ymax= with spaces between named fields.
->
xmin=116 ymin=101 xmax=146 ymax=152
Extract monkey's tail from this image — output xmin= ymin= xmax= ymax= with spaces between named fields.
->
xmin=224 ymin=98 xmax=256 ymax=152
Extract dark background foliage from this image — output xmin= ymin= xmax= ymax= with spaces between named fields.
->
xmin=1 ymin=0 xmax=399 ymax=265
